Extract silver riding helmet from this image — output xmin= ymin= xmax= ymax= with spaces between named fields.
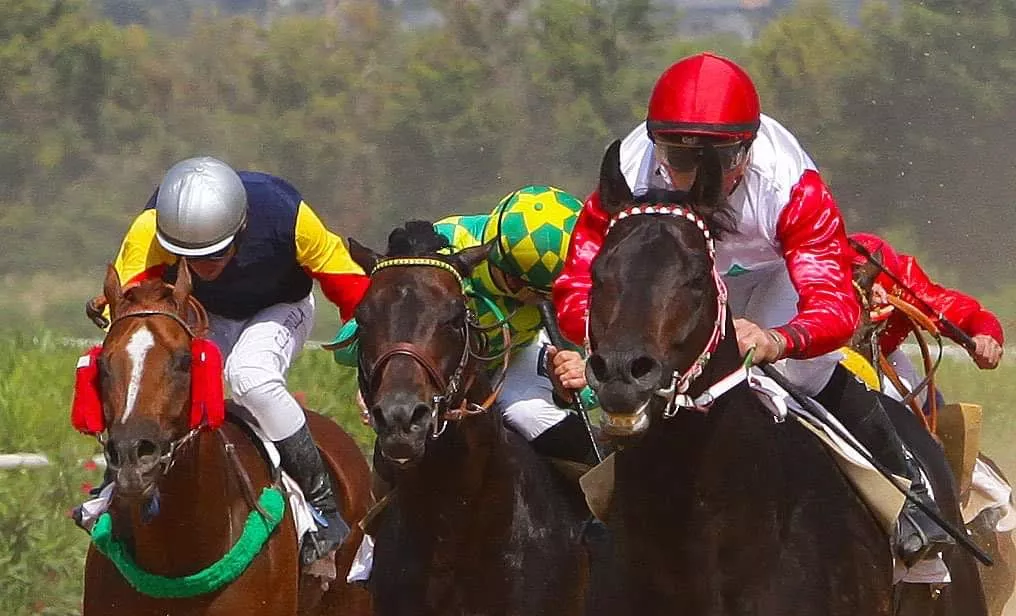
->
xmin=154 ymin=156 xmax=248 ymax=257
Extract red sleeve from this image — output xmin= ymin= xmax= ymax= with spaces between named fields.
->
xmin=773 ymin=170 xmax=860 ymax=358
xmin=553 ymin=189 xmax=611 ymax=345
xmin=896 ymin=255 xmax=1004 ymax=345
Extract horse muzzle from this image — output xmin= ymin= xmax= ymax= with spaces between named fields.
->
xmin=601 ymin=400 xmax=652 ymax=438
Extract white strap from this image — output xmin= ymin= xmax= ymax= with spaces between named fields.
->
xmin=672 ymin=364 xmax=749 ymax=412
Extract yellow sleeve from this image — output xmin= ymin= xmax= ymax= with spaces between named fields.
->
xmin=112 ymin=209 xmax=177 ymax=286
xmin=294 ymin=202 xmax=369 ymax=320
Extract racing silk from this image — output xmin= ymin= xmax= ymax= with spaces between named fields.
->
xmin=849 ymin=233 xmax=1004 ymax=355
xmin=112 ymin=172 xmax=368 ymax=321
xmin=433 ymin=214 xmax=542 ymax=352
xmin=554 ymin=114 xmax=859 ymax=358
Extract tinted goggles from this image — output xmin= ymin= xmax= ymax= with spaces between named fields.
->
xmin=655 ymin=141 xmax=747 ymax=173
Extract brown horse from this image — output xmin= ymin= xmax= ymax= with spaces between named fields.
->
xmin=850 ymin=260 xmax=1015 ymax=616
xmin=346 ymin=221 xmax=592 ymax=616
xmin=80 ymin=262 xmax=373 ymax=615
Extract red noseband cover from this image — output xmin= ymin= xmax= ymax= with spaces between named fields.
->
xmin=71 ymin=345 xmax=105 ymax=434
xmin=190 ymin=337 xmax=225 ymax=430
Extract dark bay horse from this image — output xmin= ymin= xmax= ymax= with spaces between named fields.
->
xmin=347 ymin=222 xmax=590 ymax=616
xmin=81 ymin=263 xmax=373 ymax=615
xmin=582 ymin=140 xmax=896 ymax=615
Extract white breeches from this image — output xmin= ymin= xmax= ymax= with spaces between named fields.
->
xmin=498 ymin=330 xmax=570 ymax=441
xmin=207 ymin=294 xmax=315 ymax=441
xmin=725 ymin=266 xmax=841 ymax=396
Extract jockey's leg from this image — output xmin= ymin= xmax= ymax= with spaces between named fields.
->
xmin=815 ymin=365 xmax=953 ymax=566
xmin=500 ymin=330 xmax=599 ymax=466
xmin=225 ymin=294 xmax=350 ymax=566
xmin=734 ymin=267 xmax=951 ymax=566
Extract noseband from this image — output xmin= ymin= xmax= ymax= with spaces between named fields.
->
xmin=600 ymin=204 xmax=747 ymax=415
xmin=361 ymin=257 xmax=511 ymax=438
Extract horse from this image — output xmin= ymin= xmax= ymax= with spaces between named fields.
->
xmin=581 ymin=138 xmax=975 ymax=615
xmin=850 ymin=259 xmax=1014 ymax=616
xmin=345 ymin=221 xmax=592 ymax=616
xmin=80 ymin=262 xmax=373 ymax=616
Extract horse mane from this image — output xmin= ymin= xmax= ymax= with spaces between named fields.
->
xmin=384 ymin=220 xmax=450 ymax=257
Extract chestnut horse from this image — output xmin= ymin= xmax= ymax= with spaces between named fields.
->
xmin=81 ymin=262 xmax=373 ymax=615
xmin=346 ymin=222 xmax=591 ymax=616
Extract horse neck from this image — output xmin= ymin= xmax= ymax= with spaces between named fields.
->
xmin=111 ymin=431 xmax=245 ymax=575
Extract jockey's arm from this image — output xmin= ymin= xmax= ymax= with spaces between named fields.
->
xmin=896 ymin=253 xmax=1004 ymax=368
xmin=552 ymin=190 xmax=611 ymax=346
xmin=294 ymin=202 xmax=370 ymax=322
xmin=773 ymin=170 xmax=860 ymax=359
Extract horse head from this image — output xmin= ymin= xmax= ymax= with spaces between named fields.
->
xmin=94 ymin=263 xmax=216 ymax=499
xmin=585 ymin=139 xmax=737 ymax=439
xmin=348 ymin=221 xmax=490 ymax=469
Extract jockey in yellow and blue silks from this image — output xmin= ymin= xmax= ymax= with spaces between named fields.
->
xmin=332 ymin=185 xmax=599 ymax=465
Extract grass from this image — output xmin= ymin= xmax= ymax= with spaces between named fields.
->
xmin=0 ymin=332 xmax=1011 ymax=614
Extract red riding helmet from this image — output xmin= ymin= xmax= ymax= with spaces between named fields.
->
xmin=646 ymin=52 xmax=761 ymax=142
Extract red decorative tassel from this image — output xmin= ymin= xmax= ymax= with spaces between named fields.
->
xmin=190 ymin=338 xmax=225 ymax=429
xmin=71 ymin=346 xmax=105 ymax=434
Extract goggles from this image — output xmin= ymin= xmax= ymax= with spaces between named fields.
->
xmin=654 ymin=140 xmax=747 ymax=173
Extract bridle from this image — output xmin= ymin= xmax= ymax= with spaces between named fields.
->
xmin=598 ymin=204 xmax=748 ymax=416
xmin=97 ymin=294 xmax=210 ymax=474
xmin=360 ymin=257 xmax=512 ymax=438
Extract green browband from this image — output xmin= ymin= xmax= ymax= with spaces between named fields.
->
xmin=89 ymin=487 xmax=285 ymax=599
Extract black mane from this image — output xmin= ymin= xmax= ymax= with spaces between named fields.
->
xmin=385 ymin=220 xmax=450 ymax=257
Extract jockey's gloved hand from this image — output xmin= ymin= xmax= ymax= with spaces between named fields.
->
xmin=86 ymin=296 xmax=109 ymax=329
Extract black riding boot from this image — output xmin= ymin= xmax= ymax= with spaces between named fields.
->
xmin=276 ymin=424 xmax=351 ymax=565
xmin=530 ymin=413 xmax=600 ymax=466
xmin=815 ymin=366 xmax=953 ymax=566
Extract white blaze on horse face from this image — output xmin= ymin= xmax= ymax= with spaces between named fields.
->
xmin=122 ymin=326 xmax=155 ymax=423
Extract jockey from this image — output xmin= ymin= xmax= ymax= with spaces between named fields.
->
xmin=847 ymin=232 xmax=1004 ymax=398
xmin=97 ymin=156 xmax=368 ymax=567
xmin=550 ymin=52 xmax=951 ymax=566
xmin=332 ymin=185 xmax=598 ymax=466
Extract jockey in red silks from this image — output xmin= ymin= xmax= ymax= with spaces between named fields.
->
xmin=847 ymin=232 xmax=1004 ymax=399
xmin=546 ymin=52 xmax=952 ymax=566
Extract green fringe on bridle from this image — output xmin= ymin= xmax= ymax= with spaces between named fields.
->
xmin=90 ymin=486 xmax=286 ymax=599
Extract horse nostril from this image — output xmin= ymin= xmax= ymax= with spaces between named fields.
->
xmin=410 ymin=403 xmax=431 ymax=426
xmin=588 ymin=354 xmax=609 ymax=384
xmin=105 ymin=443 xmax=122 ymax=469
xmin=629 ymin=355 xmax=661 ymax=383
xmin=135 ymin=439 xmax=159 ymax=462
xmin=371 ymin=406 xmax=387 ymax=430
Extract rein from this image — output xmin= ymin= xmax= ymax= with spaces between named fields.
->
xmin=362 ymin=257 xmax=512 ymax=438
xmin=601 ymin=204 xmax=746 ymax=415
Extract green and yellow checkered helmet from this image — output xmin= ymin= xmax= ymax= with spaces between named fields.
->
xmin=483 ymin=185 xmax=583 ymax=291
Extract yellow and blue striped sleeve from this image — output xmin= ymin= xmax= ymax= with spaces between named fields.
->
xmin=112 ymin=209 xmax=177 ymax=286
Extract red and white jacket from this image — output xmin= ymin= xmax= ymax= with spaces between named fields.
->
xmin=849 ymin=233 xmax=1004 ymax=356
xmin=553 ymin=114 xmax=860 ymax=359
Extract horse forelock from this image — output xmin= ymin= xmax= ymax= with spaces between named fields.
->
xmin=384 ymin=220 xmax=449 ymax=258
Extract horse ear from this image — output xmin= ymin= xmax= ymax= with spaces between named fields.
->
xmin=348 ymin=237 xmax=380 ymax=275
xmin=103 ymin=264 xmax=123 ymax=316
xmin=689 ymin=144 xmax=723 ymax=208
xmin=173 ymin=258 xmax=193 ymax=307
xmin=598 ymin=139 xmax=632 ymax=215
xmin=453 ymin=241 xmax=492 ymax=275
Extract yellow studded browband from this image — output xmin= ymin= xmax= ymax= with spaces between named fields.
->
xmin=371 ymin=257 xmax=465 ymax=290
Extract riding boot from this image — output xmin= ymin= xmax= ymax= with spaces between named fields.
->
xmin=275 ymin=424 xmax=351 ymax=566
xmin=814 ymin=365 xmax=953 ymax=566
xmin=530 ymin=413 xmax=600 ymax=466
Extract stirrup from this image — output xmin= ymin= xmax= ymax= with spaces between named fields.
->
xmin=300 ymin=509 xmax=350 ymax=566
xmin=895 ymin=504 xmax=953 ymax=568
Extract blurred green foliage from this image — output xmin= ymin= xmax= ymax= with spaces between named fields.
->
xmin=3 ymin=0 xmax=1014 ymax=337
